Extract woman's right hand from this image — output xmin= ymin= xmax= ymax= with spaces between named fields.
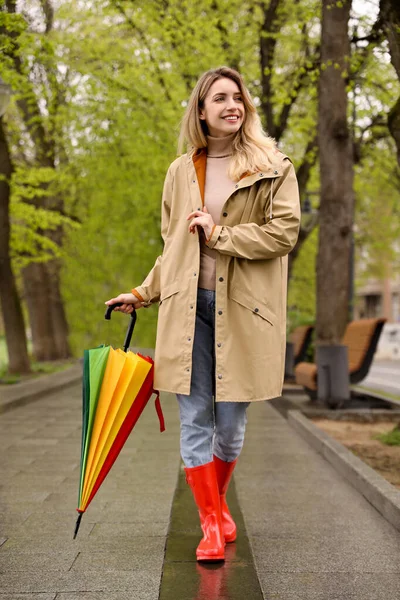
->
xmin=105 ymin=293 xmax=143 ymax=314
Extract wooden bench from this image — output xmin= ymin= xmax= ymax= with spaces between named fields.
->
xmin=285 ymin=325 xmax=314 ymax=378
xmin=295 ymin=318 xmax=386 ymax=396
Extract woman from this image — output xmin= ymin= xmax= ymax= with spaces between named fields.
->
xmin=105 ymin=66 xmax=300 ymax=562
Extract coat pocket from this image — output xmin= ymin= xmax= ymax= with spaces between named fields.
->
xmin=229 ymin=286 xmax=275 ymax=326
xmin=159 ymin=280 xmax=181 ymax=304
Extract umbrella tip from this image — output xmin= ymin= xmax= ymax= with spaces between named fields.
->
xmin=73 ymin=512 xmax=83 ymax=539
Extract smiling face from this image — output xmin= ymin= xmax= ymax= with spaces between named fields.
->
xmin=199 ymin=77 xmax=245 ymax=138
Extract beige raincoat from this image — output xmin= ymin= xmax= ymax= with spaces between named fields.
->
xmin=133 ymin=147 xmax=300 ymax=401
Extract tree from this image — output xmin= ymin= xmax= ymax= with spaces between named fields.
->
xmin=316 ymin=0 xmax=354 ymax=404
xmin=380 ymin=0 xmax=400 ymax=165
xmin=1 ymin=0 xmax=72 ymax=361
xmin=0 ymin=116 xmax=30 ymax=373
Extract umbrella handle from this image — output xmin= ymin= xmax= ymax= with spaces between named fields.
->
xmin=104 ymin=303 xmax=137 ymax=353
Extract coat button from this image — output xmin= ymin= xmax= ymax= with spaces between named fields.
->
xmin=193 ymin=272 xmax=197 ymax=277
xmin=254 ymin=307 xmax=259 ymax=313
xmin=218 ymin=310 xmax=223 ymax=315
xmin=192 ymin=180 xmax=196 ymax=183
xmin=223 ymin=212 xmax=228 ymax=217
xmin=235 ymin=184 xmax=238 ymax=188
xmin=274 ymin=170 xmax=278 ymax=175
xmin=217 ymin=343 xmax=222 ymax=348
xmin=218 ymin=374 xmax=222 ymax=380
xmin=218 ymin=277 xmax=224 ymax=282
xmin=259 ymin=173 xmax=263 ymax=177
xmin=186 ymin=368 xmax=190 ymax=372
xmin=188 ymin=337 xmax=191 ymax=341
xmin=190 ymin=305 xmax=194 ymax=309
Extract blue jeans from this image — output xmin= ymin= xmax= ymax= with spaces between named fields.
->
xmin=177 ymin=288 xmax=250 ymax=468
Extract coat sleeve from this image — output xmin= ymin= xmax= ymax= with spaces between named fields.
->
xmin=205 ymin=159 xmax=300 ymax=260
xmin=131 ymin=167 xmax=173 ymax=305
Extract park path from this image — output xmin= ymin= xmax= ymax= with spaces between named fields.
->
xmin=1 ymin=382 xmax=400 ymax=599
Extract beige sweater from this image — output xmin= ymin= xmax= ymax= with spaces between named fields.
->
xmin=199 ymin=133 xmax=237 ymax=290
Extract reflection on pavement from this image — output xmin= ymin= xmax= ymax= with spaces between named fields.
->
xmin=195 ymin=544 xmax=235 ymax=600
xmin=159 ymin=470 xmax=264 ymax=600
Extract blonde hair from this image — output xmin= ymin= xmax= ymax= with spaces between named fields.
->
xmin=178 ymin=66 xmax=276 ymax=181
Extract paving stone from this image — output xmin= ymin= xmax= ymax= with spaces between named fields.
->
xmin=95 ymin=502 xmax=172 ymax=522
xmin=0 ymin=595 xmax=56 ymax=600
xmin=87 ymin=522 xmax=169 ymax=540
xmin=250 ymin=535 xmax=400 ymax=573
xmin=17 ymin=438 xmax=61 ymax=446
xmin=71 ymin=541 xmax=165 ymax=572
xmin=2 ymin=521 xmax=96 ymax=550
xmin=258 ymin=572 xmax=400 ymax=599
xmin=54 ymin=569 xmax=162 ymax=594
xmin=0 ymin=568 xmax=67 ymax=593
xmin=54 ymin=594 xmax=144 ymax=600
xmin=0 ymin=549 xmax=78 ymax=572
xmin=3 ymin=450 xmax=43 ymax=462
xmin=0 ymin=490 xmax=50 ymax=503
xmin=9 ymin=473 xmax=67 ymax=486
xmin=43 ymin=493 xmax=104 ymax=512
xmin=6 ymin=511 xmax=96 ymax=537
xmin=245 ymin=508 xmax=397 ymax=539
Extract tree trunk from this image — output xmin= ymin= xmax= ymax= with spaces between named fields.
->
xmin=47 ymin=257 xmax=71 ymax=358
xmin=22 ymin=261 xmax=54 ymax=361
xmin=317 ymin=0 xmax=354 ymax=344
xmin=287 ymin=135 xmax=319 ymax=282
xmin=2 ymin=2 xmax=71 ymax=363
xmin=0 ymin=118 xmax=30 ymax=374
xmin=22 ymin=257 xmax=71 ymax=361
xmin=381 ymin=0 xmax=400 ymax=166
xmin=388 ymin=96 xmax=400 ymax=166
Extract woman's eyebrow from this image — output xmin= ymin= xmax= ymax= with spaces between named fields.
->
xmin=212 ymin=92 xmax=242 ymax=98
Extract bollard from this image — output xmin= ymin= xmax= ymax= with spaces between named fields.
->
xmin=316 ymin=344 xmax=350 ymax=408
xmin=285 ymin=342 xmax=295 ymax=378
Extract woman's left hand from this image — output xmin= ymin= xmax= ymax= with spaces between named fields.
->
xmin=187 ymin=206 xmax=215 ymax=240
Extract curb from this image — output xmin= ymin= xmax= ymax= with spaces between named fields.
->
xmin=0 ymin=363 xmax=82 ymax=414
xmin=287 ymin=409 xmax=400 ymax=533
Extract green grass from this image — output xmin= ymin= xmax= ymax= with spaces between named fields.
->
xmin=374 ymin=427 xmax=400 ymax=446
xmin=0 ymin=359 xmax=77 ymax=385
xmin=0 ymin=336 xmax=77 ymax=384
xmin=0 ymin=336 xmax=8 ymax=371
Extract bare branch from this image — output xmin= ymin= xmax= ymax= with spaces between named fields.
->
xmin=259 ymin=0 xmax=281 ymax=137
xmin=380 ymin=0 xmax=400 ymax=80
xmin=296 ymin=134 xmax=319 ymax=200
xmin=39 ymin=0 xmax=54 ymax=34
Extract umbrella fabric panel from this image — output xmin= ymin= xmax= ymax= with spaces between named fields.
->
xmin=83 ymin=365 xmax=155 ymax=511
xmin=80 ymin=351 xmax=152 ymax=509
xmin=78 ymin=345 xmax=110 ymax=503
xmin=81 ymin=347 xmax=126 ymax=503
xmin=79 ymin=349 xmax=90 ymax=505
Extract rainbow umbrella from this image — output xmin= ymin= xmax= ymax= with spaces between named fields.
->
xmin=74 ymin=304 xmax=165 ymax=538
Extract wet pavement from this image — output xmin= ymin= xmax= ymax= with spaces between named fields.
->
xmin=159 ymin=470 xmax=263 ymax=600
xmin=1 ymin=381 xmax=400 ymax=599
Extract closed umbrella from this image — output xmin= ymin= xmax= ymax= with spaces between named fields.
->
xmin=74 ymin=304 xmax=164 ymax=538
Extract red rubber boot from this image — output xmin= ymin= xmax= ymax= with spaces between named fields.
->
xmin=213 ymin=455 xmax=238 ymax=543
xmin=184 ymin=461 xmax=225 ymax=562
